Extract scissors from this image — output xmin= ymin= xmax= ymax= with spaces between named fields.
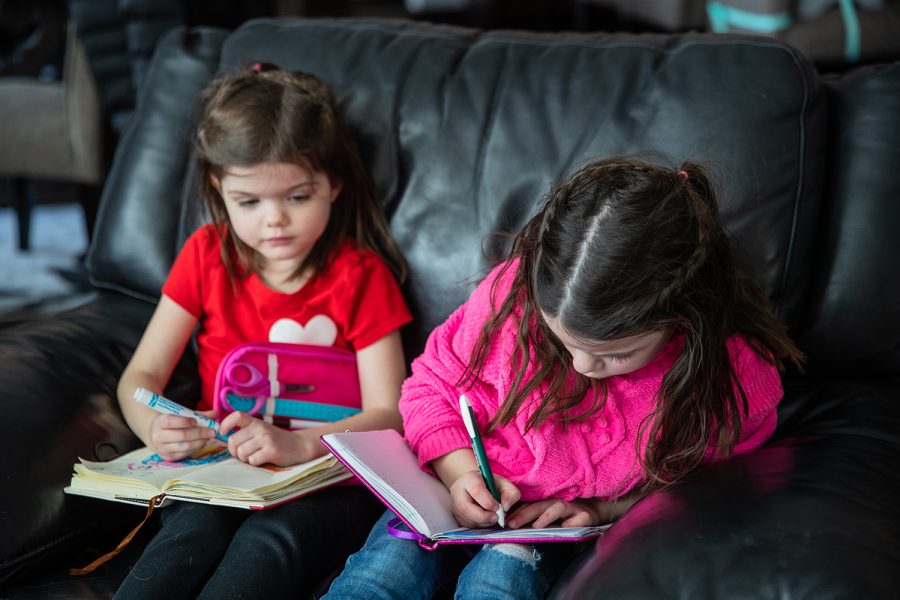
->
xmin=218 ymin=361 xmax=314 ymax=415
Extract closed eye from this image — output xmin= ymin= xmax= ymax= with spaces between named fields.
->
xmin=289 ymin=194 xmax=311 ymax=203
xmin=237 ymin=198 xmax=259 ymax=208
xmin=606 ymin=353 xmax=634 ymax=362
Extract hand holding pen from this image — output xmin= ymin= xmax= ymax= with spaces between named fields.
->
xmin=135 ymin=388 xmax=224 ymax=461
xmin=459 ymin=394 xmax=513 ymax=527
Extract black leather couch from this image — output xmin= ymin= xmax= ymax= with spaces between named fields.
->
xmin=2 ymin=17 xmax=898 ymax=599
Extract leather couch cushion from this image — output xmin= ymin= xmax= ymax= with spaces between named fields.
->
xmin=551 ymin=378 xmax=900 ymax=598
xmin=85 ymin=27 xmax=226 ymax=302
xmin=798 ymin=62 xmax=900 ymax=377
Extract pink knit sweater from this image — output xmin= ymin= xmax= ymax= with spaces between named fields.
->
xmin=399 ymin=262 xmax=784 ymax=502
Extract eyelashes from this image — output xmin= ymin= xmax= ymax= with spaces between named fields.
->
xmin=606 ymin=353 xmax=635 ymax=363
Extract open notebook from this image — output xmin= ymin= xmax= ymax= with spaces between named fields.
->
xmin=321 ymin=430 xmax=610 ymax=550
xmin=65 ymin=441 xmax=351 ymax=510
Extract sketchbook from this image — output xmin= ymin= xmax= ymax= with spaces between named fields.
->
xmin=321 ymin=430 xmax=610 ymax=550
xmin=65 ymin=441 xmax=352 ymax=510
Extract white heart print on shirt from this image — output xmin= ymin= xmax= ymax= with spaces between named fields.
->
xmin=268 ymin=316 xmax=337 ymax=346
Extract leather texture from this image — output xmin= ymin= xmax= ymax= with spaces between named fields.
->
xmin=85 ymin=27 xmax=227 ymax=302
xmin=798 ymin=62 xmax=900 ymax=377
xmin=2 ymin=17 xmax=898 ymax=598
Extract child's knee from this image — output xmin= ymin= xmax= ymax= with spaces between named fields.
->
xmin=485 ymin=543 xmax=542 ymax=570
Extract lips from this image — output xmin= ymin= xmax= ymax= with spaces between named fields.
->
xmin=265 ymin=237 xmax=294 ymax=246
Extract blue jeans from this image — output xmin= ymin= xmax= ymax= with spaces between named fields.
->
xmin=323 ymin=510 xmax=581 ymax=600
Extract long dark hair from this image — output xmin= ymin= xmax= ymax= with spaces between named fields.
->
xmin=194 ymin=63 xmax=406 ymax=283
xmin=460 ymin=157 xmax=803 ymax=487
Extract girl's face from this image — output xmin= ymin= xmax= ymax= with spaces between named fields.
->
xmin=542 ymin=314 xmax=672 ymax=379
xmin=212 ymin=162 xmax=341 ymax=275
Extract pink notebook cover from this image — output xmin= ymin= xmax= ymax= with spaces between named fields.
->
xmin=320 ymin=430 xmax=609 ymax=550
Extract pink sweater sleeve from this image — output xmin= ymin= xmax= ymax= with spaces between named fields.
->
xmin=399 ymin=264 xmax=513 ymax=470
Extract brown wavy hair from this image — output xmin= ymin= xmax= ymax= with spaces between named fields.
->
xmin=460 ymin=157 xmax=803 ymax=487
xmin=194 ymin=63 xmax=406 ymax=283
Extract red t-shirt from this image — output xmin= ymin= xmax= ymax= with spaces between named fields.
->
xmin=162 ymin=224 xmax=412 ymax=410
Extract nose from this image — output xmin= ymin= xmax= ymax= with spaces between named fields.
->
xmin=570 ymin=350 xmax=598 ymax=375
xmin=264 ymin=201 xmax=288 ymax=227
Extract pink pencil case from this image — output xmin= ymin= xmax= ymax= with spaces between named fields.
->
xmin=213 ymin=342 xmax=362 ymax=429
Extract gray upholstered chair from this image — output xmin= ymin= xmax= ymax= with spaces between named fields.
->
xmin=0 ymin=20 xmax=103 ymax=250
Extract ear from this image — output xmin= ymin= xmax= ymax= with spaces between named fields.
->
xmin=210 ymin=175 xmax=222 ymax=196
xmin=329 ymin=179 xmax=343 ymax=203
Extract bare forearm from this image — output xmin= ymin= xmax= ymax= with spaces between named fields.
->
xmin=292 ymin=406 xmax=404 ymax=460
xmin=116 ymin=370 xmax=165 ymax=446
xmin=431 ymin=448 xmax=479 ymax=489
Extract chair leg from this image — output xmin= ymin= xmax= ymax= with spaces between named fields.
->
xmin=10 ymin=177 xmax=31 ymax=251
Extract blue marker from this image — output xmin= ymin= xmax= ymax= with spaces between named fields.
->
xmin=133 ymin=388 xmax=230 ymax=442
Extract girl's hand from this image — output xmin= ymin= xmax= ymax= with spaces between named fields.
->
xmin=449 ymin=470 xmax=521 ymax=528
xmin=220 ymin=412 xmax=321 ymax=467
xmin=506 ymin=492 xmax=646 ymax=529
xmin=506 ymin=498 xmax=604 ymax=529
xmin=148 ymin=410 xmax=217 ymax=462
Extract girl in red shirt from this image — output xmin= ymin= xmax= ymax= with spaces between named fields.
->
xmin=114 ymin=63 xmax=411 ymax=600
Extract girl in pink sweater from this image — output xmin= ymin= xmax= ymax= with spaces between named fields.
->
xmin=325 ymin=157 xmax=803 ymax=600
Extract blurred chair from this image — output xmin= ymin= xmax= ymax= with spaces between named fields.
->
xmin=0 ymin=20 xmax=103 ymax=250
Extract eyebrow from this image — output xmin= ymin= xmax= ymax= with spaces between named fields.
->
xmin=225 ymin=181 xmax=316 ymax=198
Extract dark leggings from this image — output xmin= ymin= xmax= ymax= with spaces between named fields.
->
xmin=114 ymin=485 xmax=383 ymax=600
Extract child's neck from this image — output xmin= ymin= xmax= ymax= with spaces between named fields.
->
xmin=258 ymin=261 xmax=310 ymax=294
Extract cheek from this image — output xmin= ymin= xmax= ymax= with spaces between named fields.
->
xmin=226 ymin=212 xmax=257 ymax=242
xmin=612 ymin=355 xmax=653 ymax=376
xmin=312 ymin=203 xmax=334 ymax=232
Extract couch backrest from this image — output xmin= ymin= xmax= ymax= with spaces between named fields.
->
xmin=86 ymin=27 xmax=226 ymax=300
xmin=86 ymin=18 xmax=827 ymax=362
xmin=798 ymin=62 xmax=900 ymax=377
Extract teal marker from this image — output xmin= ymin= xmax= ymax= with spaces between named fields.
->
xmin=134 ymin=387 xmax=231 ymax=442
xmin=459 ymin=394 xmax=505 ymax=527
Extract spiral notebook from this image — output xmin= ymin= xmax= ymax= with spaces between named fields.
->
xmin=321 ymin=430 xmax=610 ymax=550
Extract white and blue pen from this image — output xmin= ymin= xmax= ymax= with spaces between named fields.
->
xmin=133 ymin=387 xmax=230 ymax=442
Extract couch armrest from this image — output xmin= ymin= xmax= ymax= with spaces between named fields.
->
xmin=0 ymin=293 xmax=197 ymax=586
xmin=551 ymin=380 xmax=900 ymax=598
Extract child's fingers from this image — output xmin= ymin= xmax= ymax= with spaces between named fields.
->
xmin=495 ymin=475 xmax=521 ymax=511
xmin=151 ymin=414 xmax=214 ymax=448
xmin=155 ymin=437 xmax=209 ymax=462
xmin=506 ymin=499 xmax=581 ymax=529
xmin=158 ymin=413 xmax=202 ymax=430
xmin=219 ymin=411 xmax=254 ymax=435
xmin=449 ymin=471 xmax=501 ymax=527
xmin=467 ymin=478 xmax=502 ymax=513
xmin=530 ymin=500 xmax=568 ymax=529
xmin=198 ymin=409 xmax=219 ymax=419
xmin=506 ymin=500 xmax=553 ymax=528
xmin=454 ymin=495 xmax=498 ymax=527
xmin=225 ymin=416 xmax=286 ymax=464
xmin=155 ymin=415 xmax=215 ymax=440
xmin=231 ymin=436 xmax=263 ymax=463
xmin=560 ymin=511 xmax=594 ymax=528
